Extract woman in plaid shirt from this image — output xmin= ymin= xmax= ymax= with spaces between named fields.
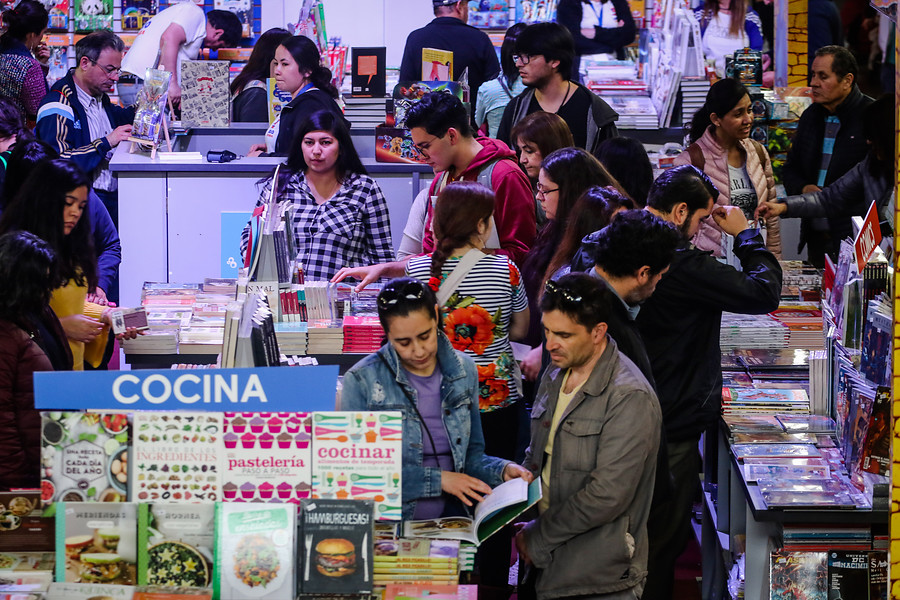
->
xmin=241 ymin=110 xmax=394 ymax=280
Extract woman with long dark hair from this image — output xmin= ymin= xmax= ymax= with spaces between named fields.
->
xmin=694 ymin=0 xmax=764 ymax=76
xmin=0 ymin=0 xmax=49 ymax=121
xmin=0 ymin=160 xmax=133 ymax=369
xmin=241 ymin=110 xmax=393 ymax=280
xmin=594 ymin=136 xmax=653 ymax=206
xmin=230 ymin=27 xmax=291 ymax=123
xmin=475 ymin=23 xmax=527 ymax=138
xmin=248 ymin=35 xmax=345 ymax=157
xmin=0 ymin=230 xmax=72 ymax=490
xmin=675 ymin=77 xmax=781 ymax=257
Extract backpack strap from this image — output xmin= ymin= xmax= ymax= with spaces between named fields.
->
xmin=686 ymin=143 xmax=705 ymax=171
xmin=750 ymin=139 xmax=768 ymax=170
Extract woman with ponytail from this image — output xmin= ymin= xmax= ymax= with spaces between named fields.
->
xmin=248 ymin=35 xmax=346 ymax=157
xmin=674 ymin=77 xmax=781 ymax=257
xmin=0 ymin=0 xmax=49 ymax=122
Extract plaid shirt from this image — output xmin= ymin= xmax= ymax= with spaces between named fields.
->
xmin=241 ymin=171 xmax=394 ymax=281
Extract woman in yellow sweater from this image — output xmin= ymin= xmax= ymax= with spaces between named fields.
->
xmin=0 ymin=160 xmax=133 ymax=369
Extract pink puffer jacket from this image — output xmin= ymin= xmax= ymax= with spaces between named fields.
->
xmin=673 ymin=127 xmax=782 ymax=258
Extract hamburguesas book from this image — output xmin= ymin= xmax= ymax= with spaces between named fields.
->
xmin=137 ymin=504 xmax=215 ymax=588
xmin=403 ymin=478 xmax=541 ymax=545
xmin=55 ymin=502 xmax=138 ymax=585
xmin=215 ymin=504 xmax=296 ymax=600
xmin=299 ymin=499 xmax=374 ymax=596
xmin=827 ymin=551 xmax=869 ymax=600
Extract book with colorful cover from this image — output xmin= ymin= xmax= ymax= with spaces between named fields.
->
xmin=421 ymin=48 xmax=453 ymax=81
xmin=46 ymin=582 xmax=135 ymax=600
xmin=73 ymin=0 xmax=113 ymax=32
xmin=132 ymin=413 xmax=222 ymax=503
xmin=310 ymin=412 xmax=403 ymax=520
xmin=385 ymin=583 xmax=478 ymax=600
xmin=214 ymin=504 xmax=296 ymax=600
xmin=266 ymin=79 xmax=293 ymax=124
xmin=403 ymin=478 xmax=541 ymax=546
xmin=515 ymin=0 xmax=558 ymax=23
xmin=137 ymin=504 xmax=215 ymax=588
xmin=298 ymin=499 xmax=373 ymax=596
xmin=869 ymin=550 xmax=887 ymax=600
xmin=222 ymin=412 xmax=312 ymax=504
xmin=860 ymin=386 xmax=890 ymax=476
xmin=41 ymin=412 xmax=130 ymax=506
xmin=180 ymin=61 xmax=230 ymax=128
xmin=121 ymin=0 xmax=156 ymax=30
xmin=55 ymin=502 xmax=138 ymax=585
xmin=826 ymin=551 xmax=869 ymax=600
xmin=769 ymin=551 xmax=826 ymax=600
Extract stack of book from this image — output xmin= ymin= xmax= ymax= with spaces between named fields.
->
xmin=178 ymin=326 xmax=225 ymax=354
xmin=343 ymin=96 xmax=388 ymax=129
xmin=721 ymin=387 xmax=810 ymax=416
xmin=719 ymin=313 xmax=789 ymax=350
xmin=372 ymin=539 xmax=460 ymax=587
xmin=769 ymin=304 xmax=824 ymax=350
xmin=779 ymin=261 xmax=821 ymax=301
xmin=680 ymin=77 xmax=709 ymax=126
xmin=307 ymin=320 xmax=344 ymax=354
xmin=274 ymin=321 xmax=308 ymax=356
xmin=200 ymin=277 xmax=237 ymax=296
xmin=342 ymin=315 xmax=384 ymax=353
xmin=384 ymin=584 xmax=478 ymax=600
xmin=121 ymin=330 xmax=177 ymax=354
xmin=782 ymin=524 xmax=873 ymax=551
xmin=603 ymin=95 xmax=658 ymax=129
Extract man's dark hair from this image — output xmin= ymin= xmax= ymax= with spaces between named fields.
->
xmin=594 ymin=137 xmax=654 ymax=207
xmin=540 ymin=273 xmax=610 ymax=331
xmin=0 ymin=0 xmax=48 ymax=42
xmin=433 ymin=0 xmax=460 ymax=16
xmin=0 ymin=98 xmax=25 ymax=144
xmin=405 ymin=91 xmax=473 ymax=137
xmin=207 ymin=9 xmax=243 ymax=48
xmin=814 ymin=45 xmax=858 ymax=82
xmin=646 ymin=165 xmax=718 ymax=214
xmin=75 ymin=31 xmax=125 ymax=65
xmin=230 ymin=27 xmax=291 ymax=95
xmin=515 ymin=22 xmax=576 ymax=81
xmin=592 ymin=210 xmax=681 ymax=278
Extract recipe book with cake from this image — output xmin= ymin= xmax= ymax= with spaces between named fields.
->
xmin=403 ymin=477 xmax=541 ymax=545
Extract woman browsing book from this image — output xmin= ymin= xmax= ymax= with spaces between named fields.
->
xmin=340 ymin=277 xmax=532 ymax=521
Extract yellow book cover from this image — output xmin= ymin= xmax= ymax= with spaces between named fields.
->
xmin=422 ymin=48 xmax=453 ymax=81
xmin=267 ymin=77 xmax=294 ymax=124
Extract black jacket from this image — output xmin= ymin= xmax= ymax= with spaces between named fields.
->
xmin=399 ymin=16 xmax=500 ymax=120
xmin=781 ymin=85 xmax=872 ymax=246
xmin=232 ymin=81 xmax=268 ymax=123
xmin=496 ymin=84 xmax=619 ymax=155
xmin=636 ymin=229 xmax=782 ymax=442
xmin=271 ymin=89 xmax=345 ymax=156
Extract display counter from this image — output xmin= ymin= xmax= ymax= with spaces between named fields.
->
xmin=112 ymin=124 xmax=432 ymax=308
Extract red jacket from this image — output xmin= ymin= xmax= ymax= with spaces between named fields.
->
xmin=0 ymin=316 xmax=71 ymax=489
xmin=423 ymin=137 xmax=536 ymax=265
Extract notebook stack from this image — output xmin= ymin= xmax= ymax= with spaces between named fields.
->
xmin=720 ymin=312 xmax=789 ymax=350
xmin=306 ymin=319 xmax=344 ymax=354
xmin=680 ymin=77 xmax=710 ymax=126
xmin=274 ymin=321 xmax=308 ymax=355
xmin=372 ymin=538 xmax=460 ymax=588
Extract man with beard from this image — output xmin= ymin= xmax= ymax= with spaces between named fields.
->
xmin=636 ymin=165 xmax=782 ymax=598
xmin=496 ymin=22 xmax=618 ymax=154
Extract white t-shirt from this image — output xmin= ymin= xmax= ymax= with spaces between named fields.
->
xmin=701 ymin=12 xmax=749 ymax=76
xmin=728 ymin=162 xmax=757 ymax=221
xmin=580 ymin=0 xmax=620 ymax=29
xmin=121 ymin=2 xmax=207 ymax=84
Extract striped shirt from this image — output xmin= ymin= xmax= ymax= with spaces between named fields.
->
xmin=74 ymin=83 xmax=116 ymax=192
xmin=407 ymin=253 xmax=528 ymax=412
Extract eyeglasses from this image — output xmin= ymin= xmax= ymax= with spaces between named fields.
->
xmin=378 ymin=283 xmax=426 ymax=309
xmin=512 ymin=54 xmax=532 ymax=65
xmin=535 ymin=185 xmax=559 ymax=198
xmin=544 ymin=280 xmax=583 ymax=303
xmin=88 ymin=58 xmax=122 ymax=78
xmin=412 ymin=133 xmax=445 ymax=156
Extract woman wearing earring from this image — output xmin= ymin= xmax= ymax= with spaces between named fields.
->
xmin=340 ymin=276 xmax=532 ymax=521
xmin=0 ymin=1 xmax=49 ymax=123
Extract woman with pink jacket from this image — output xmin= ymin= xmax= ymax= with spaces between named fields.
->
xmin=674 ymin=78 xmax=781 ymax=258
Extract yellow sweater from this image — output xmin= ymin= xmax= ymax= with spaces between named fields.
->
xmin=49 ymin=280 xmax=108 ymax=370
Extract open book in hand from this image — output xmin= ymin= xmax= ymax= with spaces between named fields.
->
xmin=402 ymin=478 xmax=541 ymax=546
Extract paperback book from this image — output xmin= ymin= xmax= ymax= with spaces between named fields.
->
xmin=46 ymin=582 xmax=135 ymax=600
xmin=137 ymin=503 xmax=215 ymax=588
xmin=827 ymin=551 xmax=869 ymax=600
xmin=55 ymin=502 xmax=138 ymax=585
xmin=311 ymin=412 xmax=403 ymax=520
xmin=298 ymin=499 xmax=374 ymax=595
xmin=769 ymin=551 xmax=826 ymax=600
xmin=132 ymin=413 xmax=223 ymax=503
xmin=403 ymin=478 xmax=541 ymax=545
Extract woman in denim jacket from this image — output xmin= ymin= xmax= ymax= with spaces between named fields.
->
xmin=341 ymin=277 xmax=532 ymax=521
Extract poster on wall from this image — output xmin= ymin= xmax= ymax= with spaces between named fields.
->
xmin=515 ymin=0 xmax=558 ymax=23
xmin=73 ymin=0 xmax=113 ymax=33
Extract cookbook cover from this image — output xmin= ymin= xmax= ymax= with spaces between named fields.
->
xmin=41 ymin=412 xmax=130 ymax=505
xmin=137 ymin=503 xmax=215 ymax=588
xmin=132 ymin=413 xmax=222 ymax=503
xmin=311 ymin=412 xmax=403 ymax=520
xmin=221 ymin=412 xmax=312 ymax=504
xmin=46 ymin=582 xmax=135 ymax=599
xmin=214 ymin=504 xmax=295 ymax=600
xmin=298 ymin=499 xmax=373 ymax=595
xmin=55 ymin=502 xmax=138 ymax=585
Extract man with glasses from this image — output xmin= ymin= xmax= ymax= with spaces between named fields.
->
xmin=636 ymin=165 xmax=782 ymax=599
xmin=515 ymin=273 xmax=660 ymax=600
xmin=496 ymin=22 xmax=618 ymax=154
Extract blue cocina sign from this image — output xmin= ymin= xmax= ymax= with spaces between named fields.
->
xmin=34 ymin=367 xmax=340 ymax=411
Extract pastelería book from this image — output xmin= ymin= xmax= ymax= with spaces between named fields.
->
xmin=421 ymin=49 xmax=453 ymax=81
xmin=827 ymin=551 xmax=869 ymax=600
xmin=214 ymin=504 xmax=296 ymax=600
xmin=137 ymin=503 xmax=215 ymax=588
xmin=298 ymin=499 xmax=373 ymax=595
xmin=41 ymin=412 xmax=130 ymax=505
xmin=221 ymin=412 xmax=312 ymax=503
xmin=403 ymin=478 xmax=541 ymax=546
xmin=132 ymin=413 xmax=222 ymax=503
xmin=310 ymin=412 xmax=402 ymax=520
xmin=55 ymin=502 xmax=138 ymax=585
xmin=769 ymin=551 xmax=826 ymax=600
xmin=180 ymin=61 xmax=230 ymax=128
xmin=46 ymin=582 xmax=135 ymax=600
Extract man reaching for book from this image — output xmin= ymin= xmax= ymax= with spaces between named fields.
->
xmin=515 ymin=273 xmax=661 ymax=600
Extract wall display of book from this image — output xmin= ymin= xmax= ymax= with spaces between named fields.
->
xmin=137 ymin=503 xmax=215 ymax=588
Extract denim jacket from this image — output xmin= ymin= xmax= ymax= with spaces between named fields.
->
xmin=341 ymin=332 xmax=509 ymax=520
